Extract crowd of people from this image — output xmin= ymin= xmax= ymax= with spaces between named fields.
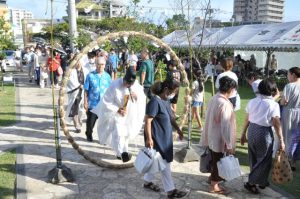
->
xmin=10 ymin=45 xmax=72 ymax=89
xmin=60 ymin=47 xmax=300 ymax=196
xmin=201 ymin=61 xmax=300 ymax=195
xmin=64 ymin=47 xmax=190 ymax=198
xmin=10 ymin=44 xmax=299 ymax=197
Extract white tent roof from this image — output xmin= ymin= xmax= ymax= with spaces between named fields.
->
xmin=162 ymin=21 xmax=300 ymax=52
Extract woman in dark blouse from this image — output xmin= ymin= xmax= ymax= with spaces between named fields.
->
xmin=143 ymin=79 xmax=189 ymax=198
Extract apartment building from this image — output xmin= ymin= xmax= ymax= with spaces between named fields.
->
xmin=233 ymin=0 xmax=285 ymax=23
xmin=10 ymin=8 xmax=33 ymax=27
xmin=76 ymin=0 xmax=126 ymax=20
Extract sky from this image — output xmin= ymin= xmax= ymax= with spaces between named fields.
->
xmin=5 ymin=0 xmax=300 ymax=22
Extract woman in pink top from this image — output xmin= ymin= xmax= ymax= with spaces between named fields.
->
xmin=201 ymin=76 xmax=237 ymax=195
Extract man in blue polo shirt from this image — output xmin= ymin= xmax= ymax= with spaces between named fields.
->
xmin=84 ymin=57 xmax=111 ymax=142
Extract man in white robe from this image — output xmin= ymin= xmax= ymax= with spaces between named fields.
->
xmin=66 ymin=62 xmax=89 ymax=133
xmin=92 ymin=67 xmax=146 ymax=162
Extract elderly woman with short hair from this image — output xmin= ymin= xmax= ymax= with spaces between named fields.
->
xmin=201 ymin=76 xmax=237 ymax=195
xmin=241 ymin=78 xmax=285 ymax=194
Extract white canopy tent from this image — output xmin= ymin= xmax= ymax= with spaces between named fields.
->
xmin=162 ymin=21 xmax=300 ymax=51
xmin=162 ymin=21 xmax=300 ymax=72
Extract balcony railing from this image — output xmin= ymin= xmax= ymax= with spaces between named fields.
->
xmin=77 ymin=15 xmax=102 ymax=20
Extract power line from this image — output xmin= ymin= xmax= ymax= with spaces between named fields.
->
xmin=133 ymin=5 xmax=231 ymax=14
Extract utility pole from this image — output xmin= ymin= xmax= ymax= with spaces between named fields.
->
xmin=21 ymin=19 xmax=27 ymax=47
xmin=68 ymin=0 xmax=77 ymax=53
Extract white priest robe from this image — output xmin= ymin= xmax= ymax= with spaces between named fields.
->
xmin=65 ymin=67 xmax=89 ymax=124
xmin=91 ymin=78 xmax=146 ymax=155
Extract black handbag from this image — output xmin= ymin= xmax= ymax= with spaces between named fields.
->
xmin=199 ymin=147 xmax=212 ymax=173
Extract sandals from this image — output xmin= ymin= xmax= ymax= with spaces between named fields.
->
xmin=244 ymin=182 xmax=259 ymax=194
xmin=143 ymin=182 xmax=160 ymax=192
xmin=289 ymin=160 xmax=296 ymax=171
xmin=167 ymin=189 xmax=190 ymax=198
xmin=75 ymin=128 xmax=81 ymax=133
xmin=209 ymin=189 xmax=229 ymax=195
xmin=206 ymin=176 xmax=211 ymax=184
xmin=258 ymin=182 xmax=270 ymax=189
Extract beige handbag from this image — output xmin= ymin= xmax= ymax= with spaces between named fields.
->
xmin=271 ymin=150 xmax=293 ymax=184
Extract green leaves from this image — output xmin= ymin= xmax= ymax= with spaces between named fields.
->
xmin=166 ymin=14 xmax=189 ymax=33
xmin=0 ymin=17 xmax=15 ymax=51
xmin=75 ymin=31 xmax=92 ymax=50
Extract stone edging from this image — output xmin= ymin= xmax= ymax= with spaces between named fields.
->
xmin=15 ymin=146 xmax=26 ymax=199
xmin=269 ymin=184 xmax=297 ymax=199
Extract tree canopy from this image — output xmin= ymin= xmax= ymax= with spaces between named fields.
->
xmin=165 ymin=14 xmax=189 ymax=33
xmin=35 ymin=16 xmax=168 ymax=52
xmin=0 ymin=17 xmax=16 ymax=51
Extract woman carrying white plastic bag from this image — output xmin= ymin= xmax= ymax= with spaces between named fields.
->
xmin=200 ymin=76 xmax=237 ymax=195
xmin=217 ymin=154 xmax=241 ymax=181
xmin=143 ymin=79 xmax=190 ymax=198
xmin=134 ymin=147 xmax=166 ymax=174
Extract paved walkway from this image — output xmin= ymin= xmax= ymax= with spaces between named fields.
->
xmin=0 ymin=73 xmax=292 ymax=199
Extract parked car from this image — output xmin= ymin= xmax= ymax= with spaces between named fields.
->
xmin=3 ymin=50 xmax=16 ymax=67
xmin=32 ymin=37 xmax=46 ymax=44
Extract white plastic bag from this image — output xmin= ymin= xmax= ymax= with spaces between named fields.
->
xmin=41 ymin=72 xmax=48 ymax=79
xmin=147 ymin=150 xmax=166 ymax=174
xmin=134 ymin=148 xmax=154 ymax=174
xmin=217 ymin=155 xmax=242 ymax=181
xmin=234 ymin=93 xmax=241 ymax=111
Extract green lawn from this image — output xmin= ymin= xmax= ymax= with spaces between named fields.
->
xmin=0 ymin=150 xmax=16 ymax=199
xmin=177 ymin=81 xmax=300 ymax=198
xmin=0 ymin=84 xmax=16 ymax=126
xmin=0 ymin=80 xmax=17 ymax=199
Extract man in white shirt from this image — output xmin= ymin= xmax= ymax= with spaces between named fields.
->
xmin=84 ymin=52 xmax=96 ymax=73
xmin=246 ymin=72 xmax=262 ymax=95
xmin=127 ymin=50 xmax=138 ymax=63
xmin=33 ymin=48 xmax=41 ymax=85
xmin=14 ymin=48 xmax=22 ymax=72
xmin=205 ymin=62 xmax=215 ymax=78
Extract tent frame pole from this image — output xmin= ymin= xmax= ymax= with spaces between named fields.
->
xmin=265 ymin=48 xmax=276 ymax=78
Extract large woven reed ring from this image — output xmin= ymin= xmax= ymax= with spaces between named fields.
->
xmin=58 ymin=31 xmax=190 ymax=169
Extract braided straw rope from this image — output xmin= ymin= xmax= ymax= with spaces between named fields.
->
xmin=58 ymin=31 xmax=190 ymax=169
